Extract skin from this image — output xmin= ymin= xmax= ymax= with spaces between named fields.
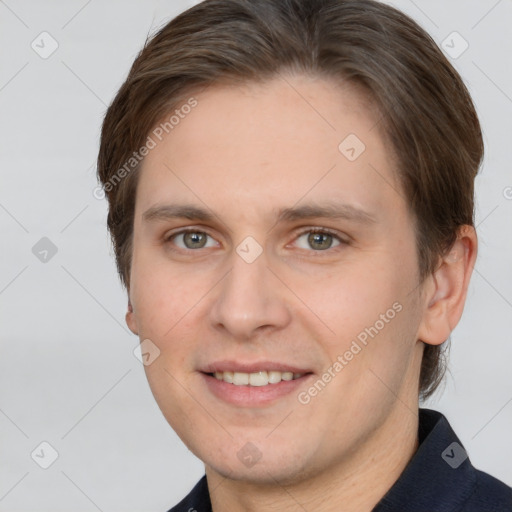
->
xmin=125 ymin=74 xmax=477 ymax=512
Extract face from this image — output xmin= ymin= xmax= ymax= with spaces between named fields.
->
xmin=127 ymin=74 xmax=427 ymax=485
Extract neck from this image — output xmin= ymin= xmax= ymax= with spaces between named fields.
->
xmin=207 ymin=402 xmax=420 ymax=512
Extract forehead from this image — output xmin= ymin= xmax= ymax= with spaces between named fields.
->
xmin=135 ymin=74 xmax=403 ymax=221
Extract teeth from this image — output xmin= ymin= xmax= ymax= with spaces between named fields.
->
xmin=268 ymin=371 xmax=282 ymax=384
xmin=233 ymin=372 xmax=249 ymax=385
xmin=212 ymin=370 xmax=305 ymax=386
xmin=249 ymin=371 xmax=268 ymax=387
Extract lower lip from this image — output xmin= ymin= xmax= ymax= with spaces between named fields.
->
xmin=201 ymin=373 xmax=313 ymax=407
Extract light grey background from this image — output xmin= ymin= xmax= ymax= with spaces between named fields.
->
xmin=1 ymin=0 xmax=511 ymax=510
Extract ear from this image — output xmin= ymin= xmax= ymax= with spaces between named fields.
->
xmin=126 ymin=296 xmax=139 ymax=335
xmin=417 ymin=225 xmax=477 ymax=346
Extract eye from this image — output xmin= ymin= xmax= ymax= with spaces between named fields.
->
xmin=294 ymin=228 xmax=344 ymax=251
xmin=165 ymin=227 xmax=347 ymax=253
xmin=166 ymin=229 xmax=218 ymax=250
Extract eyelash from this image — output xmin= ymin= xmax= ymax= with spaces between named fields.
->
xmin=164 ymin=227 xmax=349 ymax=254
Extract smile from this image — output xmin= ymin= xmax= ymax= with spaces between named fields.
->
xmin=209 ymin=370 xmax=306 ymax=386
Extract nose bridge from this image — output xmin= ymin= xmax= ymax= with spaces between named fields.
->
xmin=209 ymin=241 xmax=290 ymax=338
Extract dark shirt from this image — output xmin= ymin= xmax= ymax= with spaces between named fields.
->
xmin=167 ymin=408 xmax=512 ymax=511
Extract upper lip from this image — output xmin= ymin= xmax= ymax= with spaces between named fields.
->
xmin=200 ymin=360 xmax=313 ymax=374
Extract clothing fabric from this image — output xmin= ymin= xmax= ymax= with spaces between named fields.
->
xmin=167 ymin=408 xmax=512 ymax=511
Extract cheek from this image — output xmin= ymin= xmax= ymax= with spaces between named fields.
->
xmin=305 ymin=254 xmax=419 ymax=378
xmin=130 ymin=247 xmax=204 ymax=334
xmin=301 ymin=261 xmax=401 ymax=336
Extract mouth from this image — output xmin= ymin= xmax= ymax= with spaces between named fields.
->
xmin=199 ymin=361 xmax=314 ymax=406
xmin=205 ymin=370 xmax=309 ymax=386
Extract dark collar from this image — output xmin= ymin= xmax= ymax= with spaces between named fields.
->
xmin=167 ymin=408 xmax=512 ymax=512
xmin=375 ymin=408 xmax=477 ymax=511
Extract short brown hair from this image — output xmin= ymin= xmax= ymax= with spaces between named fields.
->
xmin=97 ymin=0 xmax=483 ymax=400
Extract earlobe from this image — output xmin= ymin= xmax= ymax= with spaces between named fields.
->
xmin=126 ymin=298 xmax=139 ymax=335
xmin=418 ymin=225 xmax=477 ymax=346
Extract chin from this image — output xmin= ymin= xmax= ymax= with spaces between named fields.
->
xmin=201 ymin=439 xmax=323 ymax=487
xmin=207 ymin=459 xmax=312 ymax=486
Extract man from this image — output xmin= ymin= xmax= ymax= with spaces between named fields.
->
xmin=96 ymin=0 xmax=512 ymax=510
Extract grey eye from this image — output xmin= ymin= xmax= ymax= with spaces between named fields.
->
xmin=173 ymin=231 xmax=216 ymax=250
xmin=183 ymin=232 xmax=207 ymax=248
xmin=295 ymin=231 xmax=341 ymax=251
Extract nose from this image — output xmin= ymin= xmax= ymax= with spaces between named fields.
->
xmin=209 ymin=245 xmax=291 ymax=341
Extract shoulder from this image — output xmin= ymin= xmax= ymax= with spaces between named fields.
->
xmin=165 ymin=475 xmax=211 ymax=512
xmin=460 ymin=468 xmax=512 ymax=512
xmin=374 ymin=408 xmax=512 ymax=512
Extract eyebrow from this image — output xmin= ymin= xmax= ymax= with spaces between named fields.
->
xmin=142 ymin=202 xmax=377 ymax=226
